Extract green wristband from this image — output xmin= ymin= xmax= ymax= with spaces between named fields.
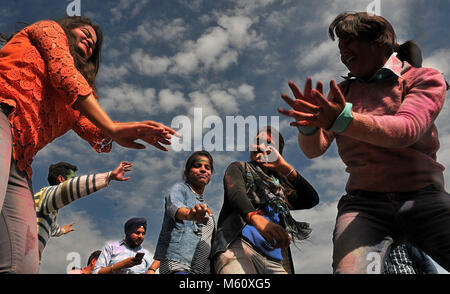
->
xmin=296 ymin=126 xmax=319 ymax=136
xmin=328 ymin=102 xmax=354 ymax=133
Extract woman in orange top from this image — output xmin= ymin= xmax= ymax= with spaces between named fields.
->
xmin=0 ymin=16 xmax=176 ymax=273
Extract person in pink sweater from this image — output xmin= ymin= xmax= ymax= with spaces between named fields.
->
xmin=278 ymin=12 xmax=450 ymax=274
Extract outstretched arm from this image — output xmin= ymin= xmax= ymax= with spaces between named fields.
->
xmin=25 ymin=20 xmax=177 ymax=152
xmin=37 ymin=162 xmax=132 ymax=215
xmin=280 ymin=71 xmax=446 ymax=149
xmin=51 ymin=222 xmax=75 ymax=237
xmin=72 ymin=93 xmax=178 ymax=151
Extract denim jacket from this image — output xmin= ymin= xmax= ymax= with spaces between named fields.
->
xmin=154 ymin=182 xmax=215 ymax=267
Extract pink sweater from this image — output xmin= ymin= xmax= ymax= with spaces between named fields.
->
xmin=304 ymin=56 xmax=447 ymax=192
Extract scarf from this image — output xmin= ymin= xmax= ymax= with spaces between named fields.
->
xmin=243 ymin=161 xmax=312 ymax=243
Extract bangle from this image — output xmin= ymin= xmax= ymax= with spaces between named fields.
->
xmin=296 ymin=126 xmax=319 ymax=136
xmin=148 ymin=268 xmax=156 ymax=272
xmin=328 ymin=102 xmax=354 ymax=133
xmin=284 ymin=168 xmax=295 ymax=177
xmin=247 ymin=210 xmax=263 ymax=224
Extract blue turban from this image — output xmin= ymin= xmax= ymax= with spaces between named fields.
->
xmin=124 ymin=217 xmax=147 ymax=236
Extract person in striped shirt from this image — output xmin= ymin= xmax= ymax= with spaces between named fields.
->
xmin=35 ymin=161 xmax=132 ymax=260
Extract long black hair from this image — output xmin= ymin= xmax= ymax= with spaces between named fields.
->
xmin=1 ymin=16 xmax=103 ymax=90
xmin=56 ymin=16 xmax=103 ymax=90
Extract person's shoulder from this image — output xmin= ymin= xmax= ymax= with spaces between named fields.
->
xmin=104 ymin=240 xmax=122 ymax=250
xmin=167 ymin=182 xmax=188 ymax=200
xmin=226 ymin=161 xmax=245 ymax=172
xmin=25 ymin=20 xmax=61 ymax=32
xmin=402 ymin=63 xmax=446 ymax=87
xmin=34 ymin=185 xmax=50 ymax=196
xmin=170 ymin=182 xmax=188 ymax=193
xmin=33 ymin=19 xmax=59 ymax=26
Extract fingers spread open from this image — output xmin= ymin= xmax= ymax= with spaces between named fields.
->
xmin=330 ymin=80 xmax=346 ymax=105
xmin=288 ymin=81 xmax=304 ymax=100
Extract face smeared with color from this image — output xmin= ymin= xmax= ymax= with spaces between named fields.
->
xmin=71 ymin=25 xmax=97 ymax=61
xmin=186 ymin=156 xmax=212 ymax=189
xmin=65 ymin=169 xmax=76 ymax=180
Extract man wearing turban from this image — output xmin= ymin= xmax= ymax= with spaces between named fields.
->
xmin=93 ymin=217 xmax=158 ymax=274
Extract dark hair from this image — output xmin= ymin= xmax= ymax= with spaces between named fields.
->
xmin=56 ymin=16 xmax=103 ymax=90
xmin=329 ymin=12 xmax=422 ymax=67
xmin=87 ymin=250 xmax=102 ymax=266
xmin=1 ymin=17 xmax=103 ymax=90
xmin=183 ymin=151 xmax=214 ymax=181
xmin=47 ymin=162 xmax=78 ymax=185
xmin=256 ymin=126 xmax=285 ymax=155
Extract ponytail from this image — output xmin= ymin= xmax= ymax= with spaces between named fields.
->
xmin=395 ymin=40 xmax=449 ymax=90
xmin=394 ymin=40 xmax=423 ymax=68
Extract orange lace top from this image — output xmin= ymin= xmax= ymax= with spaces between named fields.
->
xmin=0 ymin=20 xmax=112 ymax=178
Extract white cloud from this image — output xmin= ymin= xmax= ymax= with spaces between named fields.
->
xmin=297 ymin=41 xmax=338 ymax=69
xmin=231 ymin=0 xmax=277 ymax=14
xmin=304 ymin=152 xmax=348 ymax=196
xmin=170 ymin=50 xmax=200 ymax=75
xmin=291 ymin=201 xmax=338 ymax=273
xmin=147 ymin=15 xmax=264 ymax=76
xmin=187 ymin=90 xmax=220 ymax=118
xmin=131 ymin=49 xmax=171 ymax=76
xmin=158 ymin=89 xmax=189 ymax=112
xmin=98 ymin=83 xmax=157 ymax=114
xmin=110 ymin=0 xmax=149 ymax=23
xmin=122 ymin=18 xmax=187 ymax=44
xmin=218 ymin=15 xmax=265 ymax=50
xmin=227 ymin=83 xmax=255 ymax=102
xmin=97 ymin=63 xmax=130 ymax=84
xmin=39 ymin=210 xmax=113 ymax=274
xmin=209 ymin=89 xmax=239 ymax=113
xmin=423 ymin=49 xmax=450 ymax=77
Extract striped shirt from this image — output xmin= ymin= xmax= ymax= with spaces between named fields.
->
xmin=34 ymin=172 xmax=110 ymax=259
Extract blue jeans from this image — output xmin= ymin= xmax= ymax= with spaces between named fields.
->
xmin=333 ymin=185 xmax=450 ymax=274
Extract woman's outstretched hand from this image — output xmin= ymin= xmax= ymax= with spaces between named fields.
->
xmin=108 ymin=121 xmax=179 ymax=151
xmin=278 ymin=78 xmax=346 ymax=130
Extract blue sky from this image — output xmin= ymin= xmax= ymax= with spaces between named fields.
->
xmin=1 ymin=0 xmax=449 ymax=274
